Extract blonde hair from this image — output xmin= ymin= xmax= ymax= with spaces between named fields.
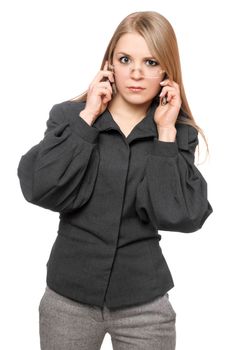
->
xmin=70 ymin=11 xmax=209 ymax=157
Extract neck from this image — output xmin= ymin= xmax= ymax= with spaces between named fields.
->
xmin=108 ymin=95 xmax=152 ymax=122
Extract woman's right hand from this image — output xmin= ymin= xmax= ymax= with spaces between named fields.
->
xmin=80 ymin=61 xmax=115 ymax=124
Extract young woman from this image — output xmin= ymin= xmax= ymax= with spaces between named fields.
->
xmin=17 ymin=10 xmax=213 ymax=350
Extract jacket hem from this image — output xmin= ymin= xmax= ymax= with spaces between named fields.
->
xmin=104 ymin=279 xmax=175 ymax=309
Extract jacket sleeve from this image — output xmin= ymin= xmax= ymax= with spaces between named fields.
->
xmin=17 ymin=102 xmax=100 ymax=213
xmin=135 ymin=124 xmax=213 ymax=233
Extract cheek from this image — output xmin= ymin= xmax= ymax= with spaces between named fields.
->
xmin=147 ymin=80 xmax=162 ymax=96
xmin=114 ymin=73 xmax=127 ymax=89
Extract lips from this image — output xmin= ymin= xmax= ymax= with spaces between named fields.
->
xmin=127 ymin=86 xmax=145 ymax=91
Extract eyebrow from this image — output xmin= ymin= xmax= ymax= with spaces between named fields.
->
xmin=115 ymin=51 xmax=157 ymax=60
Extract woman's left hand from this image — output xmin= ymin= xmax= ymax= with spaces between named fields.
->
xmin=154 ymin=79 xmax=182 ymax=128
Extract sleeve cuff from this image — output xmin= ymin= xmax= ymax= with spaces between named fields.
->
xmin=151 ymin=138 xmax=179 ymax=157
xmin=72 ymin=114 xmax=100 ymax=144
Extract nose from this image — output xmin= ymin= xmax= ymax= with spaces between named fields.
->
xmin=129 ymin=64 xmax=143 ymax=79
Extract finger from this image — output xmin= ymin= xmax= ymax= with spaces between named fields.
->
xmin=94 ymin=83 xmax=113 ymax=96
xmin=159 ymin=86 xmax=176 ymax=98
xmin=99 ymin=87 xmax=112 ymax=104
xmin=98 ymin=81 xmax=113 ymax=93
xmin=97 ymin=81 xmax=112 ymax=87
xmin=160 ymin=88 xmax=181 ymax=104
xmin=166 ymin=90 xmax=181 ymax=103
xmin=160 ymin=79 xmax=178 ymax=87
xmin=88 ymin=81 xmax=113 ymax=100
xmin=91 ymin=70 xmax=114 ymax=85
xmin=166 ymin=90 xmax=175 ymax=102
xmin=102 ymin=60 xmax=112 ymax=82
xmin=103 ymin=60 xmax=115 ymax=82
xmin=103 ymin=90 xmax=112 ymax=104
xmin=89 ymin=87 xmax=112 ymax=104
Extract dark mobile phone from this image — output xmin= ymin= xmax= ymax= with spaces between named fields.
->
xmin=161 ymin=95 xmax=168 ymax=105
xmin=159 ymin=72 xmax=168 ymax=105
xmin=101 ymin=64 xmax=117 ymax=96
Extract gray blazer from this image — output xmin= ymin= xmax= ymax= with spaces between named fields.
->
xmin=17 ymin=98 xmax=213 ymax=310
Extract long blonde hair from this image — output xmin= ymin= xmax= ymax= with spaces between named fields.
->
xmin=70 ymin=11 xmax=209 ymax=156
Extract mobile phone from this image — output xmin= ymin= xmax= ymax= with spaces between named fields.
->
xmin=105 ymin=78 xmax=117 ymax=96
xmin=101 ymin=63 xmax=117 ymax=96
xmin=161 ymin=95 xmax=168 ymax=105
xmin=108 ymin=63 xmax=117 ymax=96
xmin=159 ymin=73 xmax=168 ymax=105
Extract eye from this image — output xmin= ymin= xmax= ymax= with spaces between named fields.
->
xmin=146 ymin=59 xmax=159 ymax=66
xmin=119 ymin=56 xmax=130 ymax=64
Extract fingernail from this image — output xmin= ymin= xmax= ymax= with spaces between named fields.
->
xmin=160 ymin=81 xmax=165 ymax=85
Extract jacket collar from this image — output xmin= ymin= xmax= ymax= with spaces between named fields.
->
xmin=92 ymin=97 xmax=159 ymax=143
xmin=68 ymin=97 xmax=189 ymax=148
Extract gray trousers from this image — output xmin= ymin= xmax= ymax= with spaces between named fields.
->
xmin=39 ymin=285 xmax=176 ymax=350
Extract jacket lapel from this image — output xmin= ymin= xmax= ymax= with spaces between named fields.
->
xmin=93 ymin=98 xmax=159 ymax=143
xmin=88 ymin=97 xmax=190 ymax=149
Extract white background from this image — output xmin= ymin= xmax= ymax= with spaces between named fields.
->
xmin=1 ymin=0 xmax=232 ymax=349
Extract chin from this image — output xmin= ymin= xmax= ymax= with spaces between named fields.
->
xmin=123 ymin=95 xmax=154 ymax=105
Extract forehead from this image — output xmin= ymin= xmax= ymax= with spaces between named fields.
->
xmin=114 ymin=32 xmax=152 ymax=56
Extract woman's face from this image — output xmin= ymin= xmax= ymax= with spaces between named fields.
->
xmin=111 ymin=32 xmax=165 ymax=106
